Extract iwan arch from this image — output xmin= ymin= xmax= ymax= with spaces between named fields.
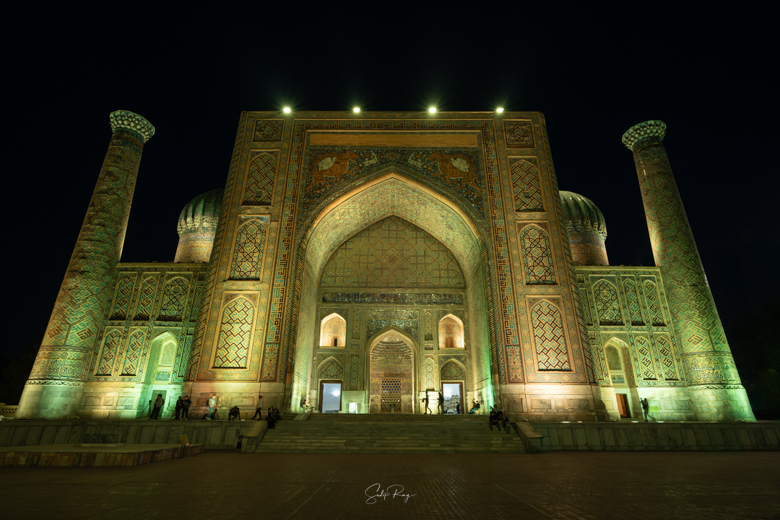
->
xmin=16 ymin=111 xmax=755 ymax=423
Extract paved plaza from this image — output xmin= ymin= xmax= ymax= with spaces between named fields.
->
xmin=1 ymin=451 xmax=779 ymax=520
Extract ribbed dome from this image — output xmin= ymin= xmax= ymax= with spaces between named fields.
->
xmin=559 ymin=191 xmax=607 ymax=239
xmin=177 ymin=189 xmax=224 ymax=237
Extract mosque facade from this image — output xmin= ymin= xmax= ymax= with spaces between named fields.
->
xmin=16 ymin=110 xmax=755 ymax=422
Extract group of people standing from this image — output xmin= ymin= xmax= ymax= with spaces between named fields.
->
xmin=421 ymin=392 xmax=445 ymax=414
xmin=148 ymin=394 xmax=192 ymax=420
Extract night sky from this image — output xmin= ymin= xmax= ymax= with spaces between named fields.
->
xmin=2 ymin=5 xmax=777 ymax=361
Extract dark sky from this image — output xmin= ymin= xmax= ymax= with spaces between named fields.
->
xmin=2 ymin=5 xmax=777 ymax=360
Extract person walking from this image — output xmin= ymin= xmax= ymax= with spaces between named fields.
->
xmin=206 ymin=394 xmax=217 ymax=420
xmin=251 ymin=394 xmax=264 ymax=420
xmin=174 ymin=396 xmax=183 ymax=420
xmin=641 ymin=398 xmax=650 ymax=422
xmin=182 ymin=396 xmax=191 ymax=420
xmin=422 ymin=393 xmax=431 ymax=414
xmin=150 ymin=394 xmax=164 ymax=420
xmin=437 ymin=392 xmax=444 ymax=414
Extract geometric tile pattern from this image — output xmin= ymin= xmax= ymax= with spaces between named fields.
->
xmin=441 ymin=360 xmax=465 ymax=380
xmin=380 ymin=379 xmax=401 ymax=412
xmin=252 ymin=119 xmax=284 ymax=142
xmin=424 ymin=357 xmax=435 ymax=389
xmin=593 ymin=280 xmax=622 ymax=325
xmin=656 ymin=335 xmax=679 ymax=380
xmin=642 ymin=280 xmax=665 ymax=326
xmin=530 ymin=300 xmax=571 ymax=371
xmin=120 ymin=330 xmax=145 ymax=376
xmin=36 ymin=130 xmax=144 ymax=388
xmin=503 ymin=120 xmax=535 ymax=148
xmin=350 ymin=354 xmax=360 ymax=390
xmin=318 ymin=357 xmax=344 ymax=379
xmin=230 ymin=219 xmax=266 ymax=280
xmin=506 ymin=346 xmax=523 ymax=382
xmin=622 ymin=277 xmax=644 ymax=325
xmin=243 ymin=152 xmax=276 ymax=205
xmin=635 ymin=336 xmax=657 ymax=380
xmin=261 ymin=343 xmax=279 ymax=380
xmin=519 ymin=224 xmax=556 ymax=284
xmin=133 ymin=276 xmax=158 ymax=321
xmin=509 ymin=159 xmax=544 ymax=212
xmin=96 ymin=330 xmax=122 ymax=376
xmin=633 ymin=140 xmax=739 ymax=384
xmin=213 ymin=297 xmax=254 ymax=369
xmin=158 ymin=277 xmax=189 ymax=321
xmin=321 ymin=216 xmax=465 ymax=289
xmin=110 ymin=275 xmax=135 ymax=320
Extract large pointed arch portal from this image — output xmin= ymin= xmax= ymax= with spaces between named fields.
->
xmin=289 ymin=173 xmax=493 ymax=411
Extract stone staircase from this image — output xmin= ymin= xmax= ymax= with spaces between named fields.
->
xmin=255 ymin=413 xmax=524 ymax=453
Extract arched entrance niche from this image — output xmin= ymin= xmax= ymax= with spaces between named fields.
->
xmin=603 ymin=338 xmax=640 ymax=420
xmin=366 ymin=327 xmax=417 ymax=413
xmin=290 ymin=173 xmax=494 ymax=412
xmin=138 ymin=331 xmax=180 ymax=418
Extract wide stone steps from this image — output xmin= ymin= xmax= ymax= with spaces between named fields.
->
xmin=255 ymin=416 xmax=524 ymax=453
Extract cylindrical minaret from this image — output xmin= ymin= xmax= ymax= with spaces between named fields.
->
xmin=623 ymin=120 xmax=754 ymax=421
xmin=17 ymin=110 xmax=154 ymax=419
xmin=174 ymin=189 xmax=223 ymax=263
xmin=559 ymin=190 xmax=609 ymax=266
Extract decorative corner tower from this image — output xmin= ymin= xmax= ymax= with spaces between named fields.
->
xmin=16 ymin=110 xmax=154 ymax=419
xmin=622 ymin=120 xmax=754 ymax=421
xmin=174 ymin=188 xmax=224 ymax=263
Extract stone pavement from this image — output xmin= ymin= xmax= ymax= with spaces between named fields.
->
xmin=1 ymin=451 xmax=778 ymax=520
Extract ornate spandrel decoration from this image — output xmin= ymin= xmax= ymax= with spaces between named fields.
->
xmin=503 ymin=120 xmax=535 ymax=148
xmin=621 ymin=120 xmax=666 ymax=151
xmin=109 ymin=110 xmax=155 ymax=142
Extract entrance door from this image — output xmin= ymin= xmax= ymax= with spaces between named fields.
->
xmin=320 ymin=381 xmax=342 ymax=413
xmin=442 ymin=383 xmax=463 ymax=414
xmin=616 ymin=393 xmax=631 ymax=418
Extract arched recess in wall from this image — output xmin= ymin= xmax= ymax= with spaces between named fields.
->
xmin=317 ymin=356 xmax=345 ymax=380
xmin=366 ymin=326 xmax=418 ymax=413
xmin=438 ymin=314 xmax=465 ymax=349
xmin=288 ymin=173 xmax=494 ymax=411
xmin=212 ymin=296 xmax=255 ymax=369
xmin=229 ymin=218 xmax=267 ymax=280
xmin=143 ymin=331 xmax=178 ymax=385
xmin=319 ymin=313 xmax=346 ymax=347
xmin=603 ymin=337 xmax=634 ymax=388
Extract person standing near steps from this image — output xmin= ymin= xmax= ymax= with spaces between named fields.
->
xmin=251 ymin=394 xmax=264 ymax=420
xmin=205 ymin=394 xmax=217 ymax=420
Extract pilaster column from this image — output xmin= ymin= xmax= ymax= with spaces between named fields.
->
xmin=17 ymin=110 xmax=154 ymax=419
xmin=623 ymin=121 xmax=754 ymax=420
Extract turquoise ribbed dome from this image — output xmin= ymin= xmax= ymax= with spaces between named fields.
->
xmin=558 ymin=191 xmax=607 ymax=238
xmin=177 ymin=189 xmax=224 ymax=236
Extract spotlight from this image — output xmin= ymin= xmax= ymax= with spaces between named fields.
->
xmin=496 ymin=107 xmax=504 ymax=114
xmin=428 ymin=107 xmax=437 ymax=114
xmin=283 ymin=107 xmax=291 ymax=114
xmin=353 ymin=107 xmax=361 ymax=113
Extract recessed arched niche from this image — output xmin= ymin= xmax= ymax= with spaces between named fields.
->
xmin=319 ymin=313 xmax=346 ymax=348
xmin=439 ymin=314 xmax=465 ymax=349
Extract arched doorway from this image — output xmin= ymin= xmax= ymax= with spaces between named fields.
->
xmin=290 ymin=173 xmax=494 ymax=413
xmin=366 ymin=327 xmax=418 ymax=413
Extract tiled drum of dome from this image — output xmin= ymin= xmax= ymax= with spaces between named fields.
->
xmin=519 ymin=225 xmax=556 ymax=284
xmin=243 ymin=152 xmax=277 ymax=205
xmin=230 ymin=220 xmax=266 ymax=280
xmin=510 ymin=159 xmax=544 ymax=212
xmin=531 ymin=300 xmax=570 ymax=371
xmin=213 ymin=298 xmax=254 ymax=369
